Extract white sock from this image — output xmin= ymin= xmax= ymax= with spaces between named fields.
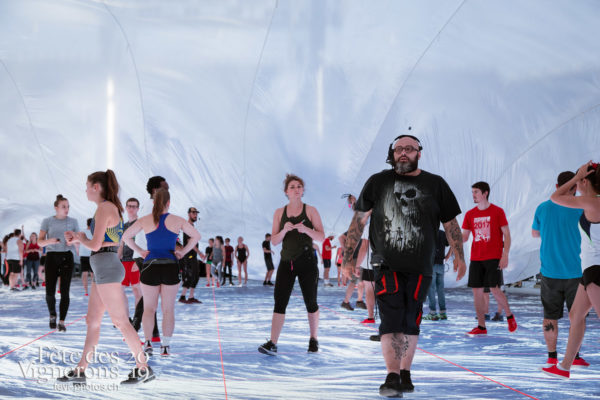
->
xmin=162 ymin=336 xmax=172 ymax=346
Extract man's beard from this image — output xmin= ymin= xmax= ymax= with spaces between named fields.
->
xmin=394 ymin=157 xmax=418 ymax=175
xmin=190 ymin=216 xmax=197 ymax=223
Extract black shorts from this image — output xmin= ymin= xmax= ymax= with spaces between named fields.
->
xmin=323 ymin=259 xmax=331 ymax=269
xmin=80 ymin=256 xmax=91 ymax=272
xmin=540 ymin=275 xmax=580 ymax=320
xmin=361 ymin=268 xmax=375 ymax=282
xmin=140 ymin=259 xmax=181 ymax=286
xmin=265 ymin=256 xmax=275 ymax=271
xmin=40 ymin=255 xmax=46 ymax=266
xmin=7 ymin=260 xmax=21 ymax=273
xmin=582 ymin=265 xmax=600 ymax=289
xmin=468 ymin=259 xmax=503 ymax=288
xmin=375 ymin=269 xmax=431 ymax=336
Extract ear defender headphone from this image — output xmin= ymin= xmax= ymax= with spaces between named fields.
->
xmin=386 ymin=127 xmax=423 ymax=166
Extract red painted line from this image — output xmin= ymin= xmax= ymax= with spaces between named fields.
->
xmin=318 ymin=302 xmax=539 ymax=400
xmin=0 ymin=315 xmax=86 ymax=359
xmin=211 ymin=285 xmax=228 ymax=400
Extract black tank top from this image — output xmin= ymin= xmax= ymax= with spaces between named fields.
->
xmin=279 ymin=204 xmax=314 ymax=261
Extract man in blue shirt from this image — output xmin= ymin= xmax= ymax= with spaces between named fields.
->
xmin=532 ymin=171 xmax=589 ymax=368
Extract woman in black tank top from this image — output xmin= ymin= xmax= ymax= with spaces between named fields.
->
xmin=258 ymin=174 xmax=325 ymax=355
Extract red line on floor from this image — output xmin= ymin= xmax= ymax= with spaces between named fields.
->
xmin=318 ymin=303 xmax=540 ymax=400
xmin=0 ymin=315 xmax=86 ymax=359
xmin=212 ymin=285 xmax=228 ymax=400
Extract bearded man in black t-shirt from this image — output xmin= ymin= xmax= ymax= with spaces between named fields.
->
xmin=342 ymin=134 xmax=467 ymax=398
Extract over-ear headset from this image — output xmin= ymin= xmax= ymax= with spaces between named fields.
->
xmin=386 ymin=127 xmax=422 ymax=166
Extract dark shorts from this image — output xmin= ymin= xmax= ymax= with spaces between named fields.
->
xmin=540 ymin=275 xmax=580 ymax=320
xmin=80 ymin=256 xmax=91 ymax=272
xmin=582 ymin=265 xmax=600 ymax=289
xmin=265 ymin=256 xmax=275 ymax=271
xmin=140 ymin=259 xmax=181 ymax=286
xmin=361 ymin=268 xmax=375 ymax=282
xmin=375 ymin=269 xmax=431 ymax=336
xmin=468 ymin=259 xmax=503 ymax=288
xmin=323 ymin=259 xmax=331 ymax=269
xmin=40 ymin=255 xmax=46 ymax=266
xmin=7 ymin=260 xmax=21 ymax=273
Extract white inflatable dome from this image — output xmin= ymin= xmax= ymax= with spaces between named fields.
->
xmin=1 ymin=0 xmax=599 ymax=284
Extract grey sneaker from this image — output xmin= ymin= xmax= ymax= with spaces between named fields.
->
xmin=341 ymin=301 xmax=354 ymax=311
xmin=258 ymin=340 xmax=278 ymax=355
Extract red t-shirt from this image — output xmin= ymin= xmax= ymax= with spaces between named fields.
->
xmin=322 ymin=238 xmax=332 ymax=260
xmin=224 ymin=245 xmax=234 ymax=262
xmin=462 ymin=204 xmax=508 ymax=261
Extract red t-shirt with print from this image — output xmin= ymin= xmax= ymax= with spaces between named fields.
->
xmin=462 ymin=203 xmax=508 ymax=261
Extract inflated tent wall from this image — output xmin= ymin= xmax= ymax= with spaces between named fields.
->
xmin=1 ymin=0 xmax=599 ymax=285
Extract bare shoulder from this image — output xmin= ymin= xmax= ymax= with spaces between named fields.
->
xmin=305 ymin=204 xmax=320 ymax=217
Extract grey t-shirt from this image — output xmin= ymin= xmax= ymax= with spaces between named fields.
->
xmin=40 ymin=216 xmax=79 ymax=253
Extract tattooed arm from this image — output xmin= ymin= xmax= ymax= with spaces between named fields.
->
xmin=442 ymin=218 xmax=467 ymax=281
xmin=341 ymin=210 xmax=371 ymax=279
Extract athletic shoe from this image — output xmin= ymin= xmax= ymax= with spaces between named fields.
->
xmin=258 ymin=340 xmax=278 ymax=356
xmin=42 ymin=282 xmax=46 ymax=287
xmin=379 ymin=372 xmax=402 ymax=398
xmin=230 ymin=283 xmax=235 ymax=286
xmin=466 ymin=327 xmax=487 ymax=336
xmin=58 ymin=323 xmax=66 ymax=332
xmin=572 ymin=357 xmax=590 ymax=368
xmin=49 ymin=316 xmax=57 ymax=329
xmin=370 ymin=334 xmax=381 ymax=342
xmin=160 ymin=345 xmax=170 ymax=356
xmin=206 ymin=283 xmax=211 ymax=287
xmin=422 ymin=313 xmax=439 ymax=321
xmin=355 ymin=300 xmax=367 ymax=310
xmin=475 ymin=314 xmax=491 ymax=320
xmin=541 ymin=364 xmax=569 ymax=379
xmin=361 ymin=318 xmax=375 ymax=324
xmin=507 ymin=315 xmax=518 ymax=332
xmin=438 ymin=312 xmax=447 ymax=320
xmin=178 ymin=295 xmax=187 ymax=303
xmin=341 ymin=301 xmax=354 ymax=311
xmin=22 ymin=286 xmax=30 ymax=290
xmin=491 ymin=312 xmax=504 ymax=321
xmin=121 ymin=366 xmax=155 ymax=385
xmin=263 ymin=281 xmax=268 ymax=286
xmin=307 ymin=337 xmax=319 ymax=353
xmin=187 ymin=297 xmax=202 ymax=304
xmin=544 ymin=357 xmax=558 ymax=368
xmin=267 ymin=281 xmax=274 ymax=286
xmin=84 ymin=293 xmax=88 ymax=296
xmin=325 ymin=283 xmax=334 ymax=287
xmin=57 ymin=369 xmax=86 ymax=383
xmin=400 ymin=370 xmax=414 ymax=392
xmin=151 ymin=336 xmax=161 ymax=343
xmin=238 ymin=283 xmax=243 ymax=287
xmin=31 ymin=285 xmax=36 ymax=290
xmin=144 ymin=341 xmax=153 ymax=356
xmin=216 ymin=282 xmax=220 ymax=288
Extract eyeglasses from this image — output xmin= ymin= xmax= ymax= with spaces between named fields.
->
xmin=126 ymin=205 xmax=139 ymax=209
xmin=393 ymin=146 xmax=419 ymax=154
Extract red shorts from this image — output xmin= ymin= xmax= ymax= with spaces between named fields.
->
xmin=121 ymin=261 xmax=140 ymax=286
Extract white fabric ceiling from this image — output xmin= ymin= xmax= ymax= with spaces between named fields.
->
xmin=1 ymin=0 xmax=599 ymax=284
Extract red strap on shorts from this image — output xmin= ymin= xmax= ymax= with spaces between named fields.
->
xmin=377 ymin=275 xmax=387 ymax=295
xmin=413 ymin=274 xmax=423 ymax=300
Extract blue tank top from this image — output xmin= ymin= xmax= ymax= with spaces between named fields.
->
xmin=90 ymin=214 xmax=123 ymax=245
xmin=145 ymin=213 xmax=178 ymax=261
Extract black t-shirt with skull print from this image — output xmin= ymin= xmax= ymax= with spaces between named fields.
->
xmin=355 ymin=169 xmax=460 ymax=276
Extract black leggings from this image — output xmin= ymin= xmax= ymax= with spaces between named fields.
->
xmin=273 ymin=250 xmax=319 ymax=314
xmin=45 ymin=251 xmax=74 ymax=321
xmin=222 ymin=261 xmax=233 ymax=284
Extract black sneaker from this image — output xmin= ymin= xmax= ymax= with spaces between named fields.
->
xmin=379 ymin=372 xmax=402 ymax=397
xmin=491 ymin=312 xmax=504 ymax=322
xmin=267 ymin=281 xmax=274 ymax=286
xmin=355 ymin=300 xmax=367 ymax=310
xmin=144 ymin=341 xmax=153 ymax=357
xmin=399 ymin=370 xmax=414 ymax=392
xmin=22 ymin=285 xmax=30 ymax=290
xmin=57 ymin=368 xmax=86 ymax=383
xmin=341 ymin=301 xmax=354 ymax=311
xmin=258 ymin=340 xmax=277 ymax=355
xmin=178 ymin=295 xmax=187 ymax=303
xmin=49 ymin=316 xmax=57 ymax=329
xmin=263 ymin=281 xmax=268 ymax=286
xmin=120 ymin=366 xmax=155 ymax=385
xmin=307 ymin=338 xmax=319 ymax=353
xmin=370 ymin=334 xmax=381 ymax=342
xmin=31 ymin=285 xmax=36 ymax=290
xmin=160 ymin=345 xmax=170 ymax=356
xmin=58 ymin=323 xmax=67 ymax=332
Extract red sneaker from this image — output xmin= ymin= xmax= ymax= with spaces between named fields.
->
xmin=541 ymin=364 xmax=569 ymax=379
xmin=206 ymin=283 xmax=211 ymax=287
xmin=572 ymin=357 xmax=590 ymax=368
xmin=361 ymin=318 xmax=375 ymax=324
xmin=42 ymin=282 xmax=46 ymax=287
xmin=151 ymin=336 xmax=161 ymax=343
xmin=544 ymin=357 xmax=558 ymax=367
xmin=84 ymin=293 xmax=89 ymax=297
xmin=216 ymin=282 xmax=220 ymax=288
xmin=507 ymin=315 xmax=517 ymax=332
xmin=466 ymin=327 xmax=487 ymax=336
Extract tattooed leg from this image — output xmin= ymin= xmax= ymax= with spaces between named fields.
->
xmin=543 ymin=319 xmax=558 ymax=352
xmin=381 ymin=333 xmax=403 ymax=373
xmin=400 ymin=335 xmax=419 ymax=370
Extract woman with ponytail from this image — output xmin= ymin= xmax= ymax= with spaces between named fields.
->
xmin=61 ymin=170 xmax=154 ymax=385
xmin=543 ymin=161 xmax=600 ymax=379
xmin=38 ymin=194 xmax=79 ymax=331
xmin=122 ymin=187 xmax=201 ymax=356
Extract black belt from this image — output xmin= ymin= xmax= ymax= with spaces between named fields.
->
xmin=91 ymin=246 xmax=118 ymax=256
